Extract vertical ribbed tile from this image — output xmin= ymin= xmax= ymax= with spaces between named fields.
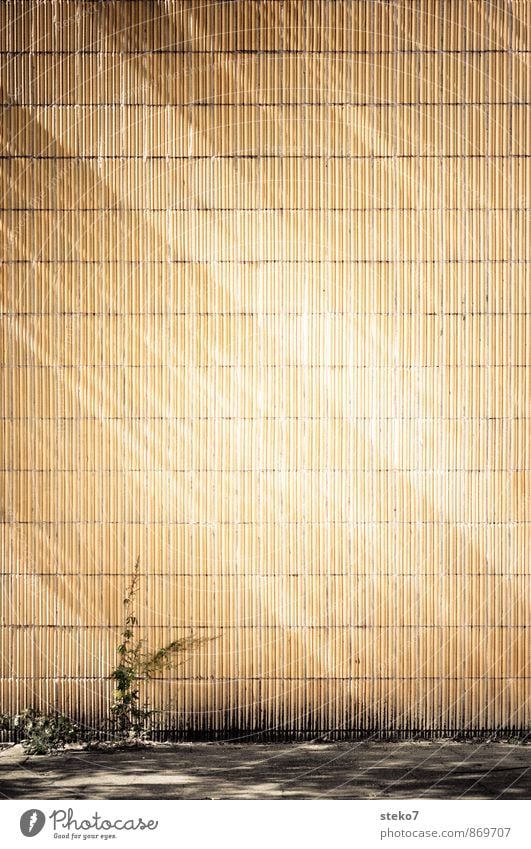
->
xmin=0 ymin=0 xmax=529 ymax=738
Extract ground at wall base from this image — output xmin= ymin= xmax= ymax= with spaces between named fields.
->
xmin=0 ymin=741 xmax=529 ymax=800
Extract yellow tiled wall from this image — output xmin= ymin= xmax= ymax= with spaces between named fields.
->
xmin=1 ymin=1 xmax=529 ymax=736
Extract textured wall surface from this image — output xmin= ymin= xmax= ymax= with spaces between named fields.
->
xmin=0 ymin=0 xmax=530 ymax=737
